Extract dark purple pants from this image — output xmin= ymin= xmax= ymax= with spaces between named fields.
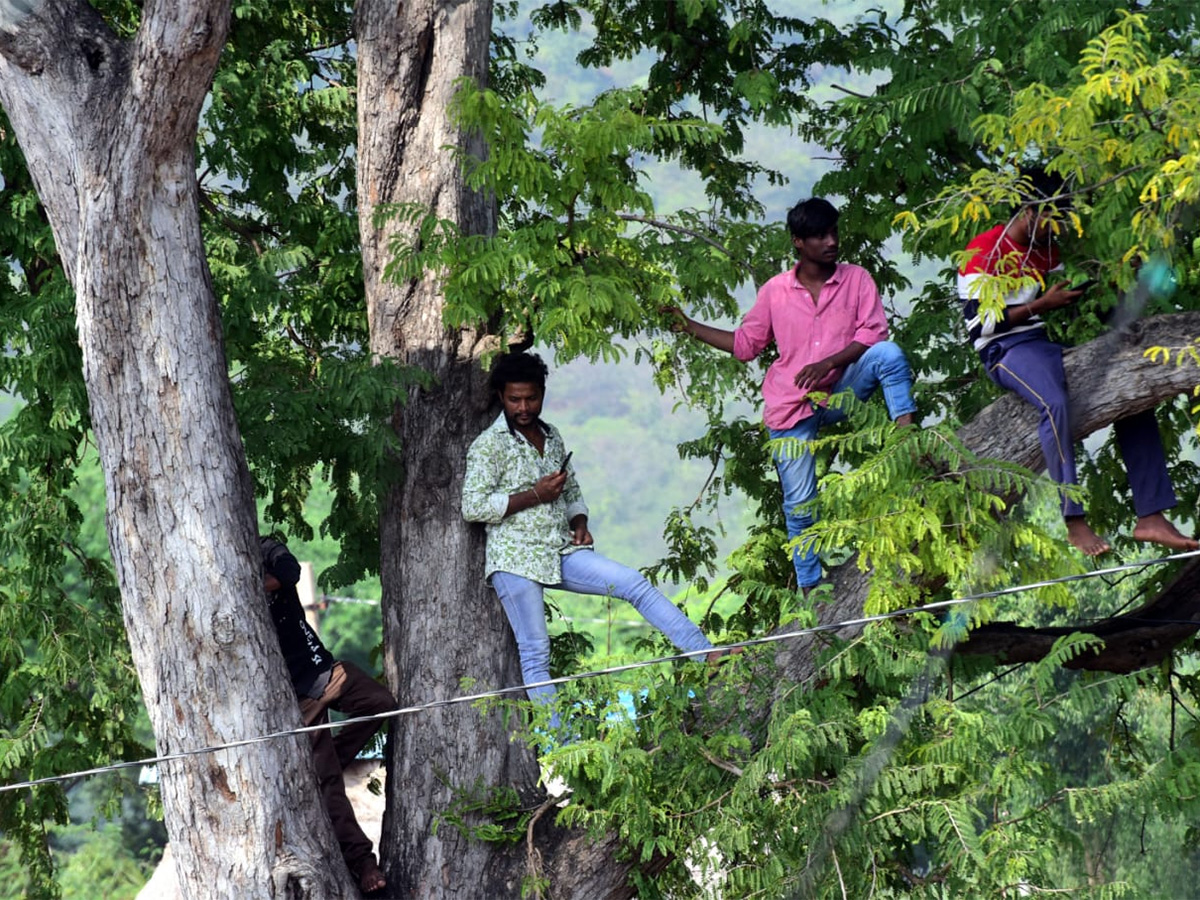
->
xmin=300 ymin=660 xmax=396 ymax=880
xmin=984 ymin=333 xmax=1176 ymax=519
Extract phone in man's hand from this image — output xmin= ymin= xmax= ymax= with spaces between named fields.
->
xmin=1069 ymin=278 xmax=1097 ymax=293
xmin=559 ymin=451 xmax=573 ymax=474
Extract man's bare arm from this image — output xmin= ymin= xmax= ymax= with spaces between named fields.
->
xmin=663 ymin=305 xmax=736 ymax=354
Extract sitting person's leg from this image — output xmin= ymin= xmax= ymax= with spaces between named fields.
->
xmin=490 ymin=572 xmax=556 ymax=715
xmin=558 ymin=549 xmax=713 ymax=656
xmin=833 ymin=341 xmax=918 ymax=425
xmin=988 ymin=337 xmax=1109 ymax=556
xmin=310 ymin=719 xmax=385 ymax=893
xmin=325 ymin=660 xmax=397 ymax=771
xmin=1115 ymin=411 xmax=1198 ymax=550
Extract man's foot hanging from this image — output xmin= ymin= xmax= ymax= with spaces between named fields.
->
xmin=359 ymin=860 xmax=387 ymax=896
xmin=706 ymin=646 xmax=745 ymax=676
xmin=1132 ymin=512 xmax=1200 ymax=552
xmin=1065 ymin=517 xmax=1111 ymax=557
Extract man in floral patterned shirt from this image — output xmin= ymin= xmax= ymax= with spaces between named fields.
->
xmin=462 ymin=352 xmax=717 ymax=731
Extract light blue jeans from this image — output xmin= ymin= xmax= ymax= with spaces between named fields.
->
xmin=769 ymin=341 xmax=917 ymax=589
xmin=491 ymin=549 xmax=712 ymax=729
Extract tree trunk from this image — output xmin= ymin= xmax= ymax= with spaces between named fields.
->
xmin=0 ymin=3 xmax=355 ymax=897
xmin=354 ymin=0 xmax=548 ymax=896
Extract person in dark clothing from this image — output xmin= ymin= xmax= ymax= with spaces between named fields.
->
xmin=260 ymin=536 xmax=395 ymax=896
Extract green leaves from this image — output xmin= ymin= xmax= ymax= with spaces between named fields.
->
xmin=899 ymin=11 xmax=1200 ymax=286
xmin=384 ymin=80 xmax=786 ymax=362
xmin=528 ymin=0 xmax=826 ymax=214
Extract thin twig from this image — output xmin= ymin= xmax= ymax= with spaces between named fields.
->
xmin=829 ymin=83 xmax=871 ymax=99
xmin=832 ymin=846 xmax=848 ymax=899
xmin=525 ymin=797 xmax=557 ymax=900
xmin=616 ymin=213 xmax=748 ymax=270
xmin=699 ymin=746 xmax=744 ymax=777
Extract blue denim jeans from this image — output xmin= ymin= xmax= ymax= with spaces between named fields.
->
xmin=769 ymin=341 xmax=917 ymax=588
xmin=491 ymin=549 xmax=712 ymax=730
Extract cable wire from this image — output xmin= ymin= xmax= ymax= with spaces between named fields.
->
xmin=3 ymin=547 xmax=1197 ymax=796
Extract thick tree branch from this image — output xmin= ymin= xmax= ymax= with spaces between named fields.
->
xmin=958 ymin=312 xmax=1200 ymax=468
xmin=959 ymin=557 xmax=1200 ymax=672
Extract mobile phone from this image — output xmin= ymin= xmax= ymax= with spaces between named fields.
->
xmin=559 ymin=451 xmax=573 ymax=474
xmin=1069 ymin=278 xmax=1097 ymax=293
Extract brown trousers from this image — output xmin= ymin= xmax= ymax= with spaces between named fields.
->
xmin=300 ymin=660 xmax=396 ymax=879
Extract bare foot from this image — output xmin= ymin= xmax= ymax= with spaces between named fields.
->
xmin=895 ymin=412 xmax=916 ymax=427
xmin=1133 ymin=512 xmax=1200 ymax=551
xmin=1065 ymin=517 xmax=1111 ymax=557
xmin=359 ymin=860 xmax=386 ymax=895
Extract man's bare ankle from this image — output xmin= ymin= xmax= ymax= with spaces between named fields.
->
xmin=1064 ymin=516 xmax=1110 ymax=556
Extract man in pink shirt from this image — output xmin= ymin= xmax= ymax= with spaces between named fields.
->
xmin=669 ymin=198 xmax=917 ymax=590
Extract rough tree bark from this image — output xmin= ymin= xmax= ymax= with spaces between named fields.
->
xmin=356 ymin=1 xmax=652 ymax=895
xmin=354 ymin=0 xmax=549 ymax=896
xmin=0 ymin=2 xmax=355 ymax=897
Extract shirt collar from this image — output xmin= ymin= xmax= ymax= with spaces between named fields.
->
xmin=789 ymin=262 xmax=844 ymax=289
xmin=492 ymin=411 xmax=550 ymax=438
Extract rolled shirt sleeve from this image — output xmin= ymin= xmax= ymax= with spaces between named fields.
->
xmin=848 ymin=273 xmax=889 ymax=348
xmin=260 ymin=536 xmax=302 ymax=587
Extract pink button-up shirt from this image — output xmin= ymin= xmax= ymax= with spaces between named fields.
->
xmin=733 ymin=263 xmax=889 ymax=430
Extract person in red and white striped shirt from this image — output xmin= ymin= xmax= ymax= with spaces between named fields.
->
xmin=957 ymin=169 xmax=1196 ymax=556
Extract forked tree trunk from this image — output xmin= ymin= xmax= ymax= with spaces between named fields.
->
xmin=0 ymin=2 xmax=355 ymax=896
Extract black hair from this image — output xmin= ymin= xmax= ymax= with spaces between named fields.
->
xmin=786 ymin=197 xmax=840 ymax=240
xmin=489 ymin=351 xmax=549 ymax=394
xmin=1017 ymin=167 xmax=1068 ymax=209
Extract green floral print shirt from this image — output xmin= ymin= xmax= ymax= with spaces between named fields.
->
xmin=462 ymin=413 xmax=589 ymax=584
